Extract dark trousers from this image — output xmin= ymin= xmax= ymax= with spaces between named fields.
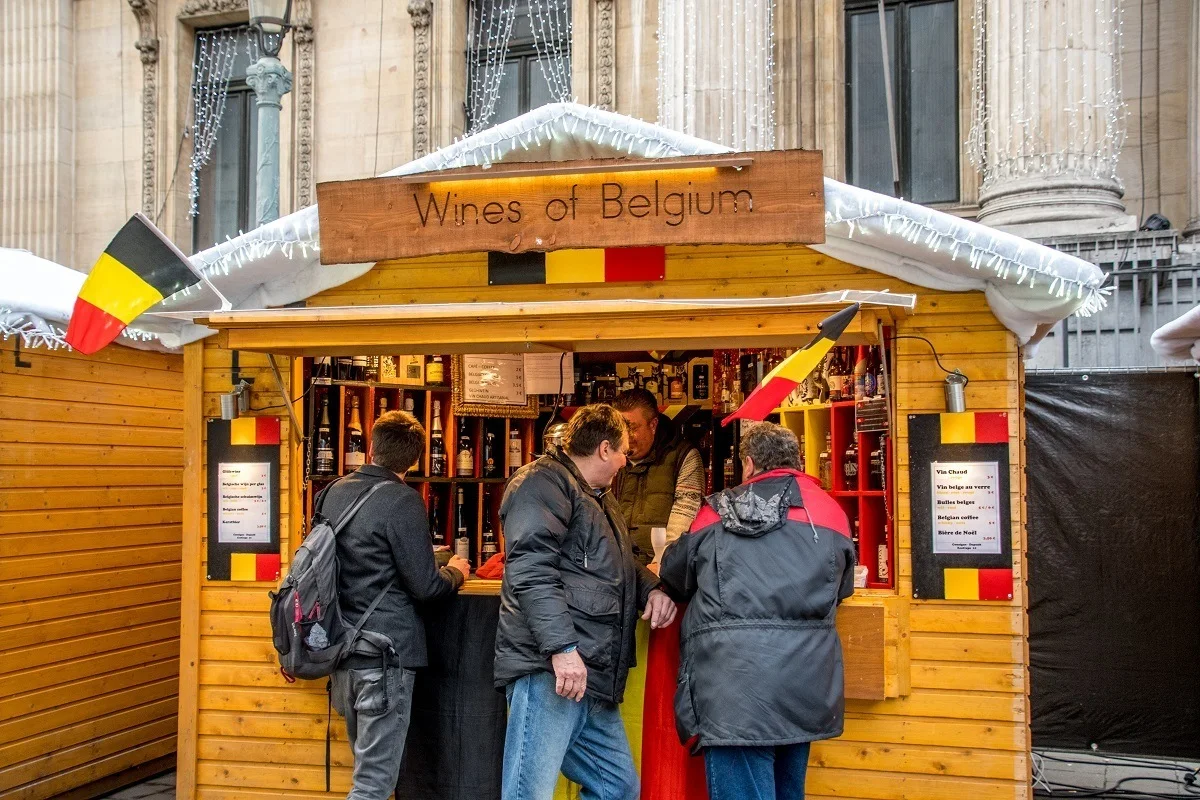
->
xmin=704 ymin=742 xmax=811 ymax=800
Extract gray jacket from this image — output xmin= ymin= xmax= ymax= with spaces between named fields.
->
xmin=494 ymin=450 xmax=660 ymax=703
xmin=659 ymin=468 xmax=856 ymax=748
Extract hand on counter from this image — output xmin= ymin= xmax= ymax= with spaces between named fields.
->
xmin=447 ymin=555 xmax=471 ymax=580
xmin=642 ymin=589 xmax=677 ymax=629
xmin=552 ymin=649 xmax=588 ymax=702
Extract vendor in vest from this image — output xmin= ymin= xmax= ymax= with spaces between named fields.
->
xmin=613 ymin=389 xmax=705 ymax=567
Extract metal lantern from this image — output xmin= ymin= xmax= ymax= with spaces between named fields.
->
xmin=248 ymin=0 xmax=293 ymax=56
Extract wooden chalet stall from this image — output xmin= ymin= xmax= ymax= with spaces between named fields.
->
xmin=0 ymin=252 xmax=184 ymax=800
xmin=170 ymin=106 xmax=1108 ymax=800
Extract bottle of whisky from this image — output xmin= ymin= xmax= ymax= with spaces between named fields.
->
xmin=429 ymin=492 xmax=445 ymax=549
xmin=344 ymin=396 xmax=365 ymax=470
xmin=843 ymin=436 xmax=859 ymax=487
xmin=481 ymin=496 xmax=499 ymax=564
xmin=430 ymin=400 xmax=447 ymax=477
xmin=668 ymin=367 xmax=685 ymax=402
xmin=483 ymin=431 xmax=498 ymax=478
xmin=314 ymin=395 xmax=334 ymax=476
xmin=818 ymin=431 xmax=832 ymax=490
xmin=507 ymin=428 xmax=523 ymax=476
xmin=454 ymin=486 xmax=471 ymax=568
xmin=827 ymin=349 xmax=845 ymax=402
xmin=427 ymin=355 xmax=445 ymax=385
xmin=722 ymin=455 xmax=735 ymax=489
xmin=456 ymin=418 xmax=474 ymax=477
xmin=693 ymin=362 xmax=709 ymax=401
xmin=869 ymin=435 xmax=886 ymax=490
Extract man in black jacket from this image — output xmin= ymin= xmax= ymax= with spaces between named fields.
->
xmin=658 ymin=422 xmax=856 ymax=800
xmin=322 ymin=410 xmax=468 ymax=800
xmin=496 ymin=404 xmax=677 ymax=800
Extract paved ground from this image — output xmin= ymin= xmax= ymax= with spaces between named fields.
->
xmin=96 ymin=771 xmax=175 ymax=800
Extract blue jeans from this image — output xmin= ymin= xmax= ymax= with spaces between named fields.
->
xmin=503 ymin=671 xmax=640 ymax=800
xmin=704 ymin=742 xmax=811 ymax=800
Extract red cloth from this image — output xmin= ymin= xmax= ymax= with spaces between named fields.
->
xmin=475 ymin=551 xmax=506 ymax=580
xmin=640 ymin=614 xmax=709 ymax=800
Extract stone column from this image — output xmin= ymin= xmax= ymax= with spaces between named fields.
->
xmin=973 ymin=0 xmax=1135 ymax=236
xmin=657 ymin=0 xmax=776 ymax=150
xmin=246 ymin=56 xmax=293 ymax=227
xmin=1185 ymin=0 xmax=1200 ymax=236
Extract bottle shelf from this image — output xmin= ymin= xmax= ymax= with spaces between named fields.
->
xmin=312 ymin=377 xmax=451 ymax=392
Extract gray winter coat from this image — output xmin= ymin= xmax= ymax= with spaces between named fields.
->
xmin=658 ymin=468 xmax=856 ymax=748
xmin=494 ymin=450 xmax=660 ymax=703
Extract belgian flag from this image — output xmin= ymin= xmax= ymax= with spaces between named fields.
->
xmin=66 ymin=213 xmax=201 ymax=354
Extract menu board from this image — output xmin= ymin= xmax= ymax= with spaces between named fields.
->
xmin=217 ymin=462 xmax=272 ymax=544
xmin=461 ymin=354 xmax=527 ymax=405
xmin=931 ymin=461 xmax=1002 ymax=554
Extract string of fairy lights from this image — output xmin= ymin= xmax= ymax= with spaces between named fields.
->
xmin=968 ymin=0 xmax=1126 ymax=189
xmin=528 ymin=0 xmax=573 ymax=106
xmin=188 ymin=28 xmax=245 ymax=217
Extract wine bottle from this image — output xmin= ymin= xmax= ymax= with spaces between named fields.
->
xmin=429 ymin=492 xmax=445 ymax=549
xmin=314 ymin=395 xmax=334 ymax=476
xmin=454 ymin=486 xmax=471 ymax=567
xmin=818 ymin=431 xmax=832 ymax=490
xmin=798 ymin=435 xmax=806 ymax=474
xmin=853 ymin=346 xmax=869 ymax=401
xmin=843 ymin=436 xmax=859 ymax=486
xmin=869 ymin=435 xmax=886 ymax=491
xmin=507 ymin=428 xmax=523 ymax=476
xmin=403 ymin=391 xmax=415 ymax=413
xmin=430 ymin=400 xmax=447 ymax=477
xmin=483 ymin=431 xmax=498 ymax=478
xmin=827 ymin=349 xmax=845 ymax=402
xmin=377 ymin=394 xmax=389 ymax=420
xmin=427 ymin=355 xmax=445 ymax=385
xmin=456 ymin=418 xmax=474 ymax=477
xmin=481 ymin=495 xmax=499 ymax=563
xmin=719 ymin=354 xmax=732 ymax=414
xmin=344 ymin=396 xmax=365 ymax=470
xmin=693 ymin=362 xmax=709 ymax=401
xmin=722 ymin=456 xmax=735 ymax=489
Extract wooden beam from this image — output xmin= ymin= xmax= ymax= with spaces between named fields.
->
xmin=175 ymin=343 xmax=204 ymax=800
xmin=391 ymin=153 xmax=757 ymax=183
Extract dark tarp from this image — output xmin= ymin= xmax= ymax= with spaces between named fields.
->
xmin=398 ymin=594 xmax=505 ymax=800
xmin=1026 ymin=371 xmax=1200 ymax=758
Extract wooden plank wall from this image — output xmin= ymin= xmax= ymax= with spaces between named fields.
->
xmin=181 ymin=244 xmax=1030 ymax=800
xmin=0 ymin=342 xmax=184 ymax=800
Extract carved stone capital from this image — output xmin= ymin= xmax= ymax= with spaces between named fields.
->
xmin=408 ymin=0 xmax=433 ymax=30
xmin=180 ymin=0 xmax=247 ymax=17
xmin=135 ymin=37 xmax=159 ymax=65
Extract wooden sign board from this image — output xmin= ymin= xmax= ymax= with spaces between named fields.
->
xmin=316 ymin=149 xmax=825 ymax=264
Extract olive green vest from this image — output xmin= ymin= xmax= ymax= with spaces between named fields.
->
xmin=616 ymin=435 xmax=694 ymax=564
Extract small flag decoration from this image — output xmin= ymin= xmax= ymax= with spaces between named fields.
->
xmin=230 ymin=552 xmax=282 ymax=582
xmin=487 ymin=247 xmax=666 ymax=285
xmin=936 ymin=412 xmax=1009 ymax=444
xmin=66 ymin=212 xmax=200 ymax=354
xmin=230 ymin=416 xmax=282 ymax=446
xmin=943 ymin=568 xmax=1014 ymax=601
xmin=722 ymin=303 xmax=861 ymax=426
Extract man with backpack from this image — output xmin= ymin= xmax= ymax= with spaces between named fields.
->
xmin=320 ymin=410 xmax=469 ymax=799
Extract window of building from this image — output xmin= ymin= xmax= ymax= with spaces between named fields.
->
xmin=845 ymin=0 xmax=959 ymax=204
xmin=192 ymin=26 xmax=258 ymax=252
xmin=466 ymin=0 xmax=571 ymax=132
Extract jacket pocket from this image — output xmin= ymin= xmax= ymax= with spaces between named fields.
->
xmin=674 ymin=668 xmax=699 ymax=743
xmin=563 ymin=584 xmax=620 ymax=668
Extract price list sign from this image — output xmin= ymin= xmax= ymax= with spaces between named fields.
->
xmin=908 ymin=413 xmax=1014 ymax=601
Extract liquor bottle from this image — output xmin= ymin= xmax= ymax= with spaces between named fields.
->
xmin=344 ymin=396 xmax=365 ymax=470
xmin=852 ymin=517 xmax=860 ymax=550
xmin=869 ymin=436 xmax=886 ymax=490
xmin=427 ymin=355 xmax=445 ymax=385
xmin=335 ymin=356 xmax=353 ymax=381
xmin=507 ymin=428 xmax=523 ymax=475
xmin=853 ymin=346 xmax=869 ymax=401
xmin=352 ymin=355 xmax=369 ymax=382
xmin=693 ymin=363 xmax=709 ymax=401
xmin=877 ymin=543 xmax=890 ymax=583
xmin=481 ymin=498 xmax=499 ymax=564
xmin=843 ymin=436 xmax=859 ymax=487
xmin=827 ymin=349 xmax=845 ymax=402
xmin=668 ymin=367 xmax=685 ymax=402
xmin=377 ymin=395 xmax=389 ymax=421
xmin=429 ymin=492 xmax=445 ymax=549
xmin=722 ymin=455 xmax=735 ymax=489
xmin=454 ymin=486 xmax=471 ymax=567
xmin=719 ymin=354 xmax=733 ymax=413
xmin=403 ymin=392 xmax=415 ymax=413
xmin=798 ymin=435 xmax=806 ymax=474
xmin=314 ymin=395 xmax=334 ymax=476
xmin=430 ymin=400 xmax=447 ymax=477
xmin=456 ymin=418 xmax=474 ymax=477
xmin=863 ymin=346 xmax=879 ymax=399
xmin=483 ymin=431 xmax=498 ymax=478
xmin=367 ymin=356 xmax=380 ymax=382
xmin=818 ymin=431 xmax=832 ymax=490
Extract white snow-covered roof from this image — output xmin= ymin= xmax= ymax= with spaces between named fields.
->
xmin=3 ymin=102 xmax=1107 ymax=352
xmin=1151 ymin=305 xmax=1200 ymax=363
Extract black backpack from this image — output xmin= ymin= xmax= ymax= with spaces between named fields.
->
xmin=269 ymin=481 xmax=391 ymax=681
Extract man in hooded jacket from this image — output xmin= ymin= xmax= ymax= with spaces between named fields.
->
xmin=658 ymin=422 xmax=856 ymax=800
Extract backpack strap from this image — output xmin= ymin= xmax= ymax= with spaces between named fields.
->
xmin=331 ymin=481 xmax=388 ymax=534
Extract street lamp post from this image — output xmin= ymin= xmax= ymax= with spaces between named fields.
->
xmin=246 ymin=0 xmax=294 ymax=227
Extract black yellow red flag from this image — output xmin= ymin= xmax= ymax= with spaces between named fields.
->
xmin=65 ymin=212 xmax=200 ymax=353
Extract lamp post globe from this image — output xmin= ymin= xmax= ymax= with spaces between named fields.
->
xmin=246 ymin=0 xmax=293 ymax=226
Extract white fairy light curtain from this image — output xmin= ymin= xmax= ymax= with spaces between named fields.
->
xmin=529 ymin=0 xmax=573 ymax=105
xmin=657 ymin=0 xmax=777 ymax=151
xmin=967 ymin=0 xmax=1126 ymax=188
xmin=188 ymin=28 xmax=254 ymax=217
xmin=467 ymin=0 xmax=519 ymax=134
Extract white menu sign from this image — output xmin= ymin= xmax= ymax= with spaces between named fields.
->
xmin=218 ymin=462 xmax=272 ymax=543
xmin=462 ymin=354 xmax=527 ymax=405
xmin=931 ymin=461 xmax=1002 ymax=554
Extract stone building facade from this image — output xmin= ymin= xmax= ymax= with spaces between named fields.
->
xmin=1 ymin=0 xmax=1198 ymax=360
